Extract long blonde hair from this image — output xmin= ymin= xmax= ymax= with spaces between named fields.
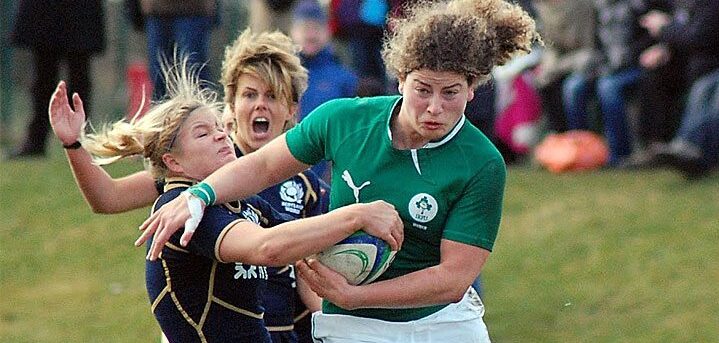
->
xmin=81 ymin=57 xmax=222 ymax=178
xmin=383 ymin=0 xmax=541 ymax=87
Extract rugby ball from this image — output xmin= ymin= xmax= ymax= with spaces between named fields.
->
xmin=317 ymin=231 xmax=396 ymax=286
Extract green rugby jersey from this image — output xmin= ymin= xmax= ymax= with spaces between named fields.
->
xmin=286 ymin=95 xmax=505 ymax=322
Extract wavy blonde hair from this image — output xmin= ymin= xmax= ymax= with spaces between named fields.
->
xmin=221 ymin=29 xmax=308 ymax=113
xmin=383 ymin=0 xmax=541 ymax=87
xmin=81 ymin=58 xmax=222 ymax=178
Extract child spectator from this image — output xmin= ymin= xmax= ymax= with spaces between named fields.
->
xmin=292 ymin=0 xmax=358 ymax=182
xmin=292 ymin=0 xmax=358 ymax=122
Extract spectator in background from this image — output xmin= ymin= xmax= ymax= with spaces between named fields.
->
xmin=562 ymin=0 xmax=653 ymax=167
xmin=631 ymin=0 xmax=719 ymax=177
xmin=140 ymin=0 xmax=217 ymax=100
xmin=331 ymin=0 xmax=391 ymax=90
xmin=534 ymin=0 xmax=596 ymax=133
xmin=630 ymin=0 xmax=687 ymax=156
xmin=292 ymin=0 xmax=358 ymax=122
xmin=250 ymin=0 xmax=297 ymax=34
xmin=465 ymin=0 xmax=541 ymax=164
xmin=654 ymin=70 xmax=719 ymax=178
xmin=8 ymin=0 xmax=105 ymax=158
xmin=292 ymin=0 xmax=359 ymax=183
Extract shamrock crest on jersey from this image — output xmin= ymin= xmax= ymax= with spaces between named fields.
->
xmin=408 ymin=193 xmax=438 ymax=223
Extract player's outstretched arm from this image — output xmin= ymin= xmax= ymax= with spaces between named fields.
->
xmin=137 ymin=135 xmax=311 ymax=260
xmin=49 ymin=81 xmax=158 ymax=214
xmin=217 ymin=201 xmax=403 ymax=266
xmin=297 ymin=239 xmax=487 ymax=310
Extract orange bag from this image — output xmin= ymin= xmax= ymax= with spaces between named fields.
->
xmin=534 ymin=130 xmax=609 ymax=173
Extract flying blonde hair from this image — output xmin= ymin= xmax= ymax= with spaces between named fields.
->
xmin=81 ymin=57 xmax=222 ymax=178
xmin=383 ymin=0 xmax=542 ymax=87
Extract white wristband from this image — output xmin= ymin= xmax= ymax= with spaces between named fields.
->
xmin=183 ymin=192 xmax=205 ymax=236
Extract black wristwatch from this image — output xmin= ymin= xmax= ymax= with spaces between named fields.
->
xmin=62 ymin=141 xmax=82 ymax=150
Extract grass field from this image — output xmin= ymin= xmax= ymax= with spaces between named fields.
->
xmin=1 ymin=143 xmax=718 ymax=342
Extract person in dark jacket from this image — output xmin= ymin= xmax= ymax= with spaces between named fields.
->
xmin=9 ymin=0 xmax=105 ymax=158
xmin=630 ymin=0 xmax=687 ymax=150
xmin=562 ymin=0 xmax=655 ymax=167
xmin=292 ymin=0 xmax=358 ymax=122
xmin=139 ymin=0 xmax=217 ymax=100
xmin=637 ymin=0 xmax=719 ymax=145
xmin=629 ymin=0 xmax=719 ymax=177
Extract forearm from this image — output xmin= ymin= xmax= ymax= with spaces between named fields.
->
xmin=349 ymin=264 xmax=475 ymax=309
xmin=220 ymin=206 xmax=361 ymax=266
xmin=65 ymin=148 xmax=156 ymax=213
xmin=345 ymin=242 xmax=490 ymax=309
xmin=206 ymin=134 xmax=308 ymax=204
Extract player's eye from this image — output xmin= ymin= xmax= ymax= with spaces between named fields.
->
xmin=415 ymin=88 xmax=431 ymax=97
xmin=243 ymin=91 xmax=257 ymax=99
xmin=442 ymin=90 xmax=459 ymax=99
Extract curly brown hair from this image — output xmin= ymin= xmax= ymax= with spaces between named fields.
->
xmin=383 ymin=0 xmax=541 ymax=87
xmin=220 ymin=29 xmax=308 ymax=111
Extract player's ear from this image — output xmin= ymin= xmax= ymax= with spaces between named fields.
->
xmin=466 ymin=87 xmax=475 ymax=102
xmin=287 ymin=102 xmax=298 ymax=122
xmin=162 ymin=153 xmax=184 ymax=174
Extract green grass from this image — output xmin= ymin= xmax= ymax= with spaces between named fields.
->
xmin=1 ymin=145 xmax=718 ymax=342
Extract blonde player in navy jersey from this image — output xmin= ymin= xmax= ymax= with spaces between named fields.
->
xmin=51 ymin=59 xmax=402 ymax=342
xmin=49 ymin=30 xmax=335 ymax=343
xmin=138 ymin=0 xmax=540 ymax=341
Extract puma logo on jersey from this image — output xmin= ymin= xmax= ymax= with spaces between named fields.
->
xmin=341 ymin=170 xmax=370 ymax=203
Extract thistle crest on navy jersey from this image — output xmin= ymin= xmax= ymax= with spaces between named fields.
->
xmin=279 ymin=179 xmax=306 ymax=215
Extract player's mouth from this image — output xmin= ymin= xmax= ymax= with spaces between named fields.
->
xmin=251 ymin=117 xmax=271 ymax=138
xmin=218 ymin=146 xmax=233 ymax=156
xmin=421 ymin=121 xmax=443 ymax=130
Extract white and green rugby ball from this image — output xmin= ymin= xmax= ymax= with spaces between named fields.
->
xmin=317 ymin=231 xmax=396 ymax=285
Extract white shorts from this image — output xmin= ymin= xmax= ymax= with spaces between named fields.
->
xmin=311 ymin=287 xmax=490 ymax=343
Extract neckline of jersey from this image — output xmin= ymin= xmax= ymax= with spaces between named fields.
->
xmin=384 ymin=96 xmax=466 ymax=152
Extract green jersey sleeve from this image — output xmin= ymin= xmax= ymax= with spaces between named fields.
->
xmin=285 ymin=99 xmax=340 ymax=165
xmin=442 ymin=156 xmax=506 ymax=251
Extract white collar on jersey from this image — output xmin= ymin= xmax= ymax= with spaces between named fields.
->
xmin=386 ymin=99 xmax=466 ymax=175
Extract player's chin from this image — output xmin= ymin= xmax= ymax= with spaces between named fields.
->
xmin=421 ymin=129 xmax=448 ymax=141
xmin=221 ymin=153 xmax=237 ymax=164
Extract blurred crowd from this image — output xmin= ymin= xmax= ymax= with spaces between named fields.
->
xmin=8 ymin=0 xmax=719 ymax=179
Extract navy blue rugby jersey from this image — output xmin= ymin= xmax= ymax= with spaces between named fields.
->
xmin=235 ymin=144 xmax=330 ymax=333
xmin=146 ymin=177 xmax=290 ymax=343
